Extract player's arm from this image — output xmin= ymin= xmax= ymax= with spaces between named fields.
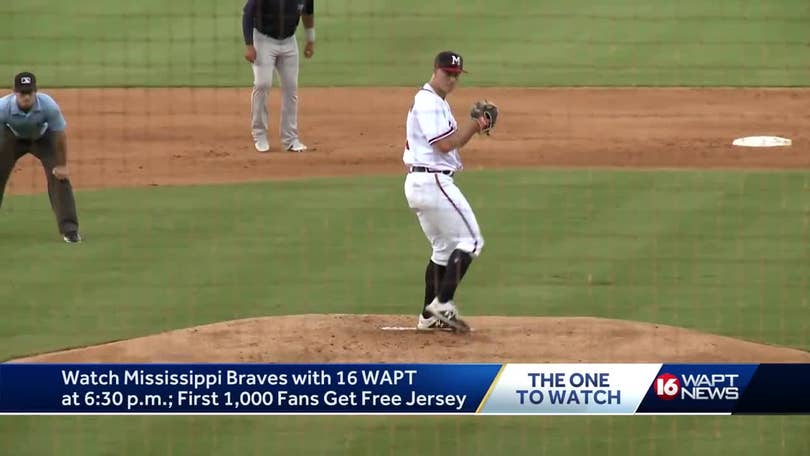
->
xmin=53 ymin=130 xmax=68 ymax=167
xmin=45 ymin=98 xmax=70 ymax=180
xmin=433 ymin=119 xmax=483 ymax=154
xmin=50 ymin=130 xmax=70 ymax=180
xmin=242 ymin=0 xmax=257 ymax=63
xmin=416 ymin=94 xmax=486 ymax=153
xmin=302 ymin=0 xmax=315 ymax=58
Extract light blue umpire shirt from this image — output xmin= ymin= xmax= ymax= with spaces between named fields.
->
xmin=0 ymin=92 xmax=67 ymax=141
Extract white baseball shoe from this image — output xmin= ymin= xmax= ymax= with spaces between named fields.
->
xmin=424 ymin=298 xmax=471 ymax=334
xmin=254 ymin=137 xmax=270 ymax=153
xmin=62 ymin=231 xmax=82 ymax=244
xmin=417 ymin=314 xmax=452 ymax=331
xmin=286 ymin=139 xmax=308 ymax=152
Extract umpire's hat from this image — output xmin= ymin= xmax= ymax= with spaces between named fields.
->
xmin=14 ymin=72 xmax=37 ymax=93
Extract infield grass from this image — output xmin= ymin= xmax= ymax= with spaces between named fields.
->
xmin=2 ymin=415 xmax=809 ymax=455
xmin=2 ymin=169 xmax=809 ymax=453
xmin=2 ymin=169 xmax=808 ymax=358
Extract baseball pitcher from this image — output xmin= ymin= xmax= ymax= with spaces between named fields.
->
xmin=243 ymin=0 xmax=314 ymax=153
xmin=403 ymin=51 xmax=498 ymax=333
xmin=0 ymin=72 xmax=81 ymax=243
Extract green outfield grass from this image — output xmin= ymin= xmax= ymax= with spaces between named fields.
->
xmin=0 ymin=0 xmax=808 ymax=87
xmin=1 ymin=169 xmax=809 ymax=453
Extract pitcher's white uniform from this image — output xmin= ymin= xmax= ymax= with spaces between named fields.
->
xmin=403 ymin=83 xmax=484 ymax=266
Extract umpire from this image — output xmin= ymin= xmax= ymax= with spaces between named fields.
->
xmin=0 ymin=72 xmax=81 ymax=243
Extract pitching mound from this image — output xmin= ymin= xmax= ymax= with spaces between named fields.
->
xmin=9 ymin=315 xmax=810 ymax=363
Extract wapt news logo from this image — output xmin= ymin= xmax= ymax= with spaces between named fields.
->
xmin=654 ymin=372 xmax=739 ymax=401
xmin=636 ymin=365 xmax=758 ymax=413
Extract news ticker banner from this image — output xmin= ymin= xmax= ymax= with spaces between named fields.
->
xmin=0 ymin=363 xmax=808 ymax=415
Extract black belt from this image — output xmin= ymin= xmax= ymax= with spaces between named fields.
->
xmin=409 ymin=166 xmax=455 ymax=177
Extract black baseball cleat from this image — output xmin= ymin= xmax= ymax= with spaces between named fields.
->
xmin=62 ymin=231 xmax=82 ymax=244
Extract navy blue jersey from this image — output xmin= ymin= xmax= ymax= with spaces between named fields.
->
xmin=243 ymin=0 xmax=314 ymax=43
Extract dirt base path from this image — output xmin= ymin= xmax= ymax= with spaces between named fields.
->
xmin=6 ymin=87 xmax=809 ymax=195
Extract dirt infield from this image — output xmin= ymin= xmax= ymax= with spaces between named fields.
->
xmin=6 ymin=87 xmax=809 ymax=362
xmin=5 ymin=87 xmax=809 ymax=195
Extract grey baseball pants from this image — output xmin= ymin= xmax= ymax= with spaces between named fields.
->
xmin=251 ymin=30 xmax=301 ymax=148
xmin=0 ymin=126 xmax=79 ymax=235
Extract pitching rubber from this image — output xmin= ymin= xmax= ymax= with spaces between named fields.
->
xmin=380 ymin=325 xmax=475 ymax=332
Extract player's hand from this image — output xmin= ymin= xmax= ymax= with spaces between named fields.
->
xmin=52 ymin=165 xmax=69 ymax=181
xmin=304 ymin=42 xmax=314 ymax=59
xmin=245 ymin=45 xmax=257 ymax=63
xmin=470 ymin=100 xmax=499 ymax=136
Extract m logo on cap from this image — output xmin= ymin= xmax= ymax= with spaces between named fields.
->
xmin=451 ymin=55 xmax=461 ymax=66
xmin=21 ymin=77 xmax=31 ymax=84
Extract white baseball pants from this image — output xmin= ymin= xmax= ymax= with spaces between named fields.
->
xmin=404 ymin=172 xmax=485 ymax=266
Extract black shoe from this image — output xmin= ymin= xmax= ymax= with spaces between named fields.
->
xmin=63 ymin=231 xmax=82 ymax=244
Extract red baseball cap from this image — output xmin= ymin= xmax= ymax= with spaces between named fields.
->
xmin=434 ymin=51 xmax=467 ymax=74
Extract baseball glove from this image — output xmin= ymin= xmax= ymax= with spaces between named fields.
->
xmin=470 ymin=100 xmax=499 ymax=135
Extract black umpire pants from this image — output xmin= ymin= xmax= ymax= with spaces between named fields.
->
xmin=0 ymin=126 xmax=79 ymax=235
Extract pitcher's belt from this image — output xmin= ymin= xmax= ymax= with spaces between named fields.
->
xmin=409 ymin=166 xmax=455 ymax=177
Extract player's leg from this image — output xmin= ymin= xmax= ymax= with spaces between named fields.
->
xmin=405 ymin=173 xmax=447 ymax=327
xmin=416 ymin=259 xmax=451 ymax=330
xmin=406 ymin=173 xmax=466 ymax=331
xmin=275 ymin=36 xmax=305 ymax=151
xmin=413 ymin=204 xmax=452 ymax=323
xmin=251 ymin=30 xmax=279 ymax=152
xmin=0 ymin=127 xmax=20 ymax=210
xmin=429 ymin=174 xmax=484 ymax=329
xmin=423 ymin=259 xmax=446 ymax=312
xmin=30 ymin=131 xmax=80 ymax=241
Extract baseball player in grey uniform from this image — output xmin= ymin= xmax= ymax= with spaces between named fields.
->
xmin=0 ymin=72 xmax=81 ymax=243
xmin=243 ymin=0 xmax=314 ymax=153
xmin=403 ymin=52 xmax=498 ymax=333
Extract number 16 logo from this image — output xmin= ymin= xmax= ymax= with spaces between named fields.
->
xmin=654 ymin=373 xmax=681 ymax=400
